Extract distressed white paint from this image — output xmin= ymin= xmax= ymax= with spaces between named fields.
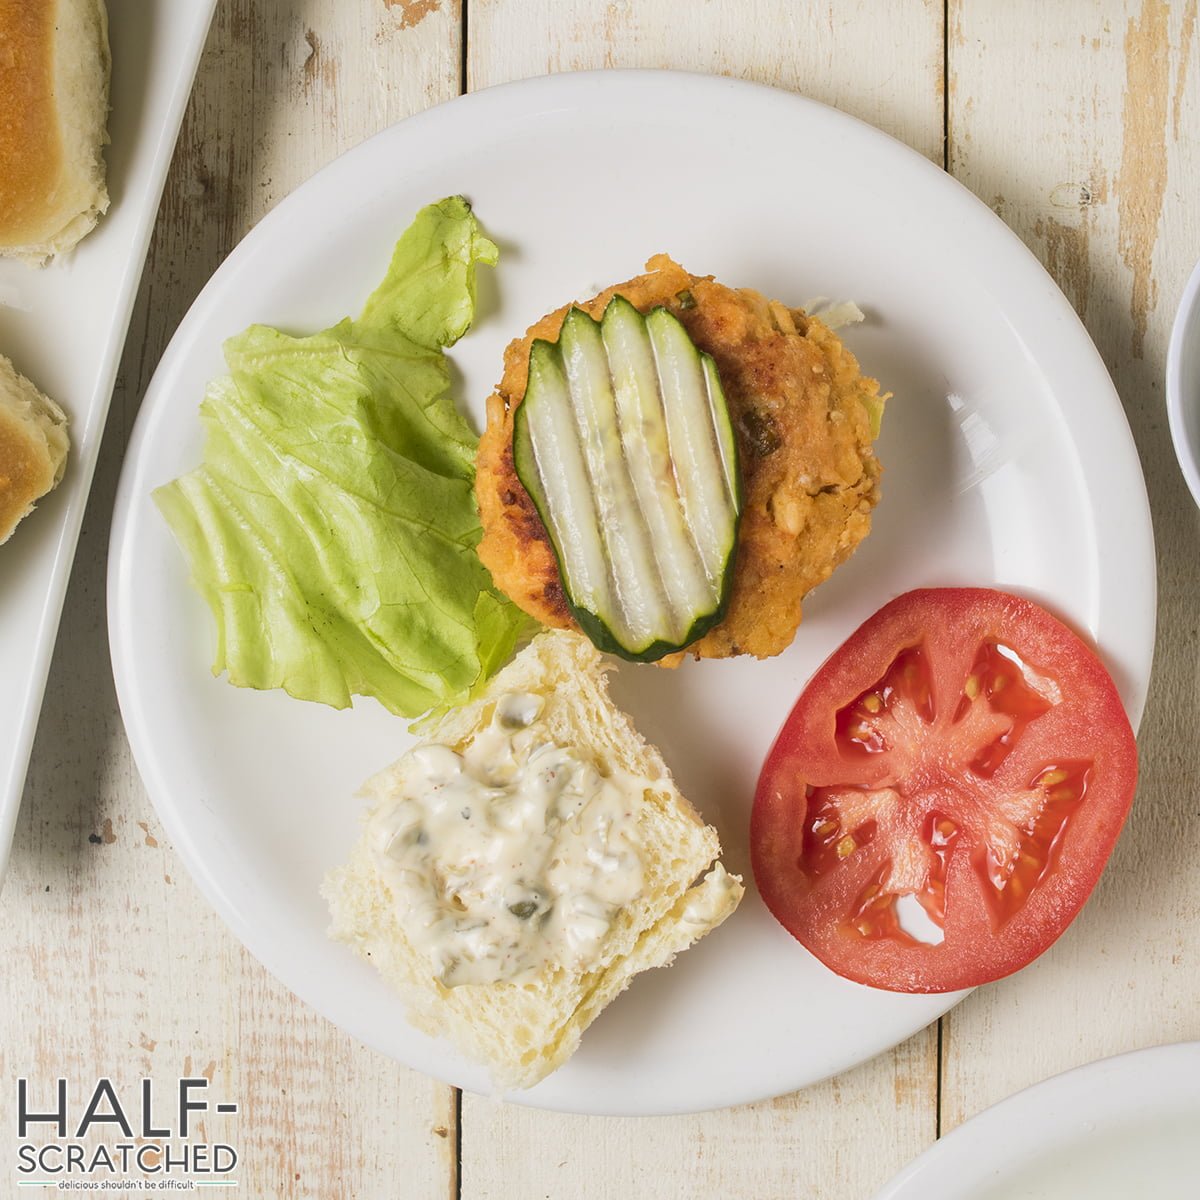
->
xmin=0 ymin=3 xmax=462 ymax=1197
xmin=461 ymin=4 xmax=943 ymax=1198
xmin=941 ymin=0 xmax=1200 ymax=1131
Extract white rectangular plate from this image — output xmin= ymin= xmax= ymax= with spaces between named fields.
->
xmin=0 ymin=0 xmax=218 ymax=884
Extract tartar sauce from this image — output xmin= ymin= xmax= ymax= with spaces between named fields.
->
xmin=369 ymin=693 xmax=644 ymax=987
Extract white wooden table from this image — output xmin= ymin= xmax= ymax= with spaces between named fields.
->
xmin=4 ymin=2 xmax=1198 ymax=1196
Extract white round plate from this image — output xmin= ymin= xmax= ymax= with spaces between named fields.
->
xmin=108 ymin=71 xmax=1155 ymax=1115
xmin=873 ymin=1042 xmax=1200 ymax=1199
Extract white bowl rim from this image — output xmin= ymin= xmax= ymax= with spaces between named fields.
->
xmin=1166 ymin=255 xmax=1200 ymax=508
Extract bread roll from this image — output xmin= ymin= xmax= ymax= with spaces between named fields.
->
xmin=0 ymin=355 xmax=70 ymax=543
xmin=323 ymin=629 xmax=743 ymax=1091
xmin=0 ymin=0 xmax=111 ymax=263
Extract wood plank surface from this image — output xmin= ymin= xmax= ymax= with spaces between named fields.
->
xmin=468 ymin=0 xmax=946 ymax=164
xmin=3 ymin=1 xmax=1197 ymax=1197
xmin=1 ymin=3 xmax=463 ymax=1198
xmin=461 ymin=5 xmax=945 ymax=1198
xmin=940 ymin=0 xmax=1200 ymax=1130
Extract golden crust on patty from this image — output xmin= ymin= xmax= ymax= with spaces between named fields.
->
xmin=475 ymin=255 xmax=886 ymax=662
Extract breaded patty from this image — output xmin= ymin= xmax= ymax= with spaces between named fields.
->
xmin=475 ymin=255 xmax=886 ymax=662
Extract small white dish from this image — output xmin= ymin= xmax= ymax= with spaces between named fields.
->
xmin=108 ymin=70 xmax=1155 ymax=1115
xmin=872 ymin=1042 xmax=1200 ymax=1200
xmin=1167 ymin=256 xmax=1200 ymax=508
xmin=0 ymin=0 xmax=217 ymax=885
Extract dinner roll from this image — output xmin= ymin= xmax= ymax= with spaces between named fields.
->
xmin=324 ymin=629 xmax=743 ymax=1091
xmin=0 ymin=356 xmax=70 ymax=544
xmin=0 ymin=0 xmax=111 ymax=263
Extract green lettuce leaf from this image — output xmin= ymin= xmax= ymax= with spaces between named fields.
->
xmin=155 ymin=196 xmax=529 ymax=717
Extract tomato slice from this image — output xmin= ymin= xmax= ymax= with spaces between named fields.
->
xmin=750 ymin=588 xmax=1138 ymax=993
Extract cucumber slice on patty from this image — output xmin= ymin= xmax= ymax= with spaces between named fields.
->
xmin=513 ymin=295 xmax=741 ymax=662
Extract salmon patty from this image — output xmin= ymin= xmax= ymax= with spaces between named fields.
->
xmin=475 ymin=255 xmax=886 ymax=662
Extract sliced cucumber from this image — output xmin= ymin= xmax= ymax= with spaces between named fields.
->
xmin=513 ymin=296 xmax=741 ymax=662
